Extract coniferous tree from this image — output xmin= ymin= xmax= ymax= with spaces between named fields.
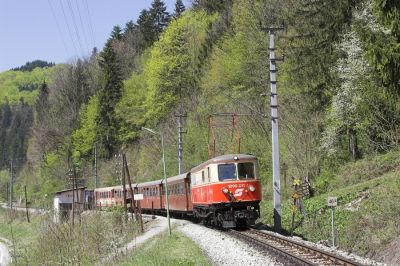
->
xmin=138 ymin=9 xmax=154 ymax=47
xmin=97 ymin=40 xmax=123 ymax=157
xmin=110 ymin=26 xmax=123 ymax=41
xmin=284 ymin=0 xmax=355 ymax=112
xmin=192 ymin=0 xmax=232 ymax=13
xmin=7 ymin=98 xmax=33 ymax=165
xmin=151 ymin=0 xmax=170 ymax=29
xmin=354 ymin=0 xmax=400 ymax=93
xmin=0 ymin=101 xmax=11 ymax=168
xmin=124 ymin=20 xmax=136 ymax=37
xmin=35 ymin=82 xmax=49 ymax=120
xmin=137 ymin=0 xmax=170 ymax=48
xmin=173 ymin=0 xmax=185 ymax=18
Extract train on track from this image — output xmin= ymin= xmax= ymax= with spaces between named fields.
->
xmin=94 ymin=154 xmax=262 ymax=228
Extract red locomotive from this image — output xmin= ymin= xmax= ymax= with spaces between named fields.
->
xmin=94 ymin=154 xmax=262 ymax=228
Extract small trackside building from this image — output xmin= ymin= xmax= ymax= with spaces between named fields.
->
xmin=53 ymin=187 xmax=93 ymax=223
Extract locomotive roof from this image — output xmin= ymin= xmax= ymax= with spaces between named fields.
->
xmin=191 ymin=154 xmax=257 ymax=173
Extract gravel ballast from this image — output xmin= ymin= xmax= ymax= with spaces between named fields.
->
xmin=116 ymin=215 xmax=386 ymax=266
xmin=177 ymin=221 xmax=282 ymax=266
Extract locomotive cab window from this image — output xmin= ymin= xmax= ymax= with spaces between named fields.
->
xmin=238 ymin=162 xmax=255 ymax=179
xmin=218 ymin=164 xmax=237 ymax=181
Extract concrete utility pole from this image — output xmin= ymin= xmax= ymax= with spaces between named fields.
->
xmin=265 ymin=26 xmax=284 ymax=233
xmin=175 ymin=112 xmax=187 ymax=175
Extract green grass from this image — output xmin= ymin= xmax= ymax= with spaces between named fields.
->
xmin=0 ymin=208 xmax=40 ymax=243
xmin=0 ymin=208 xmax=43 ymax=265
xmin=0 ymin=208 xmax=211 ymax=265
xmin=116 ymin=232 xmax=212 ymax=266
xmin=261 ymin=149 xmax=400 ymax=260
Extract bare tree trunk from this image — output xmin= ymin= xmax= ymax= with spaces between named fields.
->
xmin=348 ymin=127 xmax=358 ymax=161
xmin=25 ymin=185 xmax=30 ymax=223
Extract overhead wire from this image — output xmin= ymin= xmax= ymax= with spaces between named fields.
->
xmin=47 ymin=0 xmax=70 ymax=58
xmin=83 ymin=0 xmax=96 ymax=49
xmin=59 ymin=0 xmax=79 ymax=57
xmin=74 ymin=0 xmax=91 ymax=55
xmin=66 ymin=0 xmax=85 ymax=57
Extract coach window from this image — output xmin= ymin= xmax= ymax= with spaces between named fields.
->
xmin=218 ymin=163 xmax=237 ymax=181
xmin=238 ymin=162 xmax=255 ymax=179
xmin=202 ymin=171 xmax=205 ymax=183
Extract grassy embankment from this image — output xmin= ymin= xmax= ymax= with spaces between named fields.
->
xmin=261 ymin=149 xmax=400 ymax=260
xmin=0 ymin=208 xmax=41 ymax=263
xmin=0 ymin=208 xmax=211 ymax=265
xmin=116 ymin=231 xmax=212 ymax=266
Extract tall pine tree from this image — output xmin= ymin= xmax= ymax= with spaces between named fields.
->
xmin=0 ymin=101 xmax=11 ymax=168
xmin=110 ymin=26 xmax=123 ymax=41
xmin=137 ymin=0 xmax=170 ymax=48
xmin=97 ymin=39 xmax=123 ymax=157
xmin=173 ymin=0 xmax=185 ymax=19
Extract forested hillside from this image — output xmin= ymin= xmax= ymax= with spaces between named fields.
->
xmin=1 ymin=0 xmax=399 ymax=261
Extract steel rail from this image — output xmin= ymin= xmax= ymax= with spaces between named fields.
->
xmin=228 ymin=229 xmax=315 ymax=266
xmin=228 ymin=228 xmax=364 ymax=266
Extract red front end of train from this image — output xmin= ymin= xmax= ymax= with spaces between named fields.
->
xmin=190 ymin=154 xmax=262 ymax=228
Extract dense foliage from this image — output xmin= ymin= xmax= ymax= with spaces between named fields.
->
xmin=0 ymin=0 xmax=399 ymax=260
xmin=12 ymin=60 xmax=55 ymax=72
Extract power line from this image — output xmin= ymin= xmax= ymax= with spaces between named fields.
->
xmin=74 ymin=0 xmax=91 ymax=54
xmin=83 ymin=0 xmax=96 ymax=49
xmin=47 ymin=0 xmax=70 ymax=57
xmin=66 ymin=0 xmax=85 ymax=57
xmin=59 ymin=0 xmax=79 ymax=57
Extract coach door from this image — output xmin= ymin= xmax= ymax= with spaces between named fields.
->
xmin=160 ymin=184 xmax=164 ymax=209
xmin=185 ymin=174 xmax=190 ymax=211
xmin=205 ymin=167 xmax=213 ymax=203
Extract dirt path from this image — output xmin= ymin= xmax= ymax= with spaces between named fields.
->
xmin=99 ymin=215 xmax=169 ymax=265
xmin=0 ymin=237 xmax=11 ymax=266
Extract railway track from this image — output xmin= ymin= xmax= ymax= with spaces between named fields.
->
xmin=227 ymin=228 xmax=363 ymax=266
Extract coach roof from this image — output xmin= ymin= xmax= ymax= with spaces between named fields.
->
xmin=191 ymin=154 xmax=257 ymax=173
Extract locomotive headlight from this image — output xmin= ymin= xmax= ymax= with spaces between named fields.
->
xmin=222 ymin=187 xmax=229 ymax=194
xmin=249 ymin=185 xmax=256 ymax=192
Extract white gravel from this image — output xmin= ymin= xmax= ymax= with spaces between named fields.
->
xmin=176 ymin=220 xmax=282 ymax=266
